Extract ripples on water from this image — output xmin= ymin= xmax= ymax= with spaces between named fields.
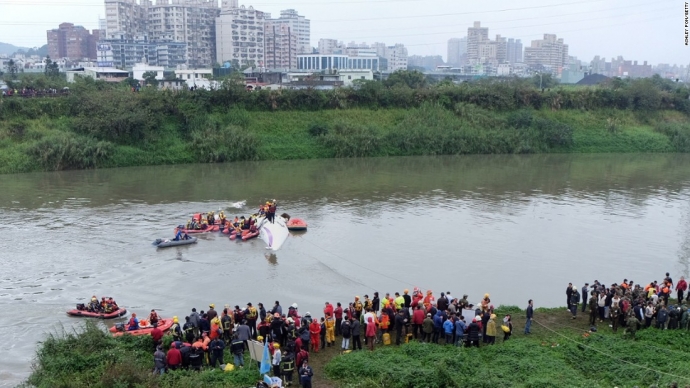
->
xmin=1 ymin=154 xmax=690 ymax=386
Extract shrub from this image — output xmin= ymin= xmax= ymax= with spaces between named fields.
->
xmin=654 ymin=122 xmax=690 ymax=152
xmin=507 ymin=109 xmax=534 ymax=129
xmin=26 ymin=132 xmax=113 ymax=171
xmin=319 ymin=121 xmax=381 ymax=157
xmin=532 ymin=117 xmax=574 ymax=148
xmin=307 ymin=123 xmax=329 ymax=137
xmin=190 ymin=124 xmax=259 ymax=163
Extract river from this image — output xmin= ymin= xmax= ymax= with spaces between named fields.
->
xmin=1 ymin=154 xmax=690 ymax=386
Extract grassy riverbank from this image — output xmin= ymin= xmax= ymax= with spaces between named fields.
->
xmin=1 ymin=76 xmax=689 ymax=174
xmin=25 ymin=306 xmax=690 ymax=388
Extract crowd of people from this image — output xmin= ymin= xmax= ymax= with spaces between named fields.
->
xmin=564 ymin=272 xmax=690 ymax=338
xmin=145 ymin=288 xmax=516 ymax=387
xmin=136 ymin=271 xmax=688 ymax=387
xmin=1 ymin=87 xmax=67 ymax=97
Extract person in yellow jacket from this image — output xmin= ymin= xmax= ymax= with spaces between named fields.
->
xmin=485 ymin=314 xmax=497 ymax=345
xmin=325 ymin=313 xmax=336 ymax=347
xmin=394 ymin=292 xmax=405 ymax=310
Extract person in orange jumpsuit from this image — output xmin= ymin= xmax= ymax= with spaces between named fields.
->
xmin=423 ymin=290 xmax=435 ymax=310
xmin=309 ymin=319 xmax=321 ymax=353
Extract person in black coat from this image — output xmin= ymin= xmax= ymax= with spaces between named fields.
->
xmin=465 ymin=317 xmax=480 ymax=348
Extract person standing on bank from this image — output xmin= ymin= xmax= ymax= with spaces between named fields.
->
xmin=524 ymin=300 xmax=533 ymax=334
xmin=569 ymin=286 xmax=580 ymax=319
xmin=676 ymin=276 xmax=687 ymax=303
xmin=581 ymin=283 xmax=589 ymax=312
xmin=566 ymin=283 xmax=573 ymax=311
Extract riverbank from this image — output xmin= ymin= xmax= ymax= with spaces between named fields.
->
xmin=1 ymin=105 xmax=688 ymax=175
xmin=24 ymin=305 xmax=690 ymax=388
xmin=2 ymin=75 xmax=690 ymax=174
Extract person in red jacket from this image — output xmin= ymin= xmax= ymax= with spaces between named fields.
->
xmin=676 ymin=276 xmax=688 ymax=303
xmin=151 ymin=322 xmax=163 ymax=348
xmin=167 ymin=343 xmax=182 ymax=371
xmin=334 ymin=302 xmax=343 ymax=336
xmin=323 ymin=302 xmax=334 ymax=319
xmin=309 ymin=320 xmax=321 ymax=353
xmin=412 ymin=304 xmax=426 ymax=339
xmin=365 ymin=317 xmax=376 ymax=351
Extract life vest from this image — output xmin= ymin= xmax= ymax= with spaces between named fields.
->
xmin=354 ymin=301 xmax=363 ymax=312
xmin=171 ymin=323 xmax=181 ymax=337
xmin=128 ymin=317 xmax=138 ymax=328
xmin=222 ymin=316 xmax=232 ymax=330
xmin=379 ymin=314 xmax=390 ymax=329
xmin=247 ymin=307 xmax=258 ymax=319
xmin=281 ymin=356 xmax=295 ymax=373
xmin=269 ymin=205 xmax=276 ymax=213
xmin=149 ymin=312 xmax=159 ymax=324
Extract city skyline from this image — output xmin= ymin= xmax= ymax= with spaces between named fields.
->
xmin=0 ymin=0 xmax=685 ymax=65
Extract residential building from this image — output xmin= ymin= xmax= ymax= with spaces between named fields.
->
xmin=216 ymin=1 xmax=266 ymax=67
xmin=147 ymin=0 xmax=219 ymax=68
xmin=175 ymin=68 xmax=214 ymax=88
xmin=524 ymin=34 xmax=568 ymax=75
xmin=447 ymin=37 xmax=467 ymax=67
xmin=318 ymin=38 xmax=343 ymax=54
xmin=506 ymin=38 xmax=522 ymax=64
xmin=264 ymin=22 xmax=297 ymax=70
xmin=467 ymin=21 xmax=488 ymax=65
xmin=47 ymin=23 xmax=102 ymax=60
xmin=104 ymin=0 xmax=147 ymax=41
xmin=265 ymin=9 xmax=310 ymax=54
xmin=385 ymin=43 xmax=408 ymax=71
xmin=104 ymin=0 xmax=220 ymax=68
xmin=97 ymin=40 xmax=187 ymax=69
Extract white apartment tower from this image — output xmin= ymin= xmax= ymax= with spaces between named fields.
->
xmin=524 ymin=34 xmax=568 ymax=72
xmin=265 ymin=9 xmax=310 ymax=54
xmin=385 ymin=43 xmax=408 ymax=71
xmin=215 ymin=1 xmax=266 ymax=67
xmin=104 ymin=0 xmax=147 ymax=40
xmin=467 ymin=21 xmax=489 ymax=65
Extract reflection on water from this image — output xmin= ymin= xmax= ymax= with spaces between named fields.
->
xmin=1 ymin=154 xmax=690 ymax=387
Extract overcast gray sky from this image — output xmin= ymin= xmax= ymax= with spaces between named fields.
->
xmin=0 ymin=0 xmax=686 ymax=65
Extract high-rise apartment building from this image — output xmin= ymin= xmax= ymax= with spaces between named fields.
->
xmin=47 ymin=23 xmax=102 ymax=60
xmin=264 ymin=21 xmax=296 ymax=69
xmin=215 ymin=1 xmax=266 ymax=67
xmin=385 ymin=43 xmax=408 ymax=71
xmin=467 ymin=21 xmax=488 ymax=65
xmin=524 ymin=34 xmax=568 ymax=72
xmin=265 ymin=9 xmax=310 ymax=54
xmin=103 ymin=0 xmax=219 ymax=68
xmin=506 ymin=38 xmax=522 ymax=64
xmin=447 ymin=37 xmax=467 ymax=67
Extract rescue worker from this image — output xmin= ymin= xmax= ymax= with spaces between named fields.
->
xmin=625 ymin=314 xmax=640 ymax=339
xmin=325 ymin=313 xmax=335 ymax=347
xmin=588 ymin=292 xmax=598 ymax=326
xmin=231 ymin=333 xmax=245 ymax=368
xmin=128 ymin=313 xmax=140 ymax=331
xmin=221 ymin=309 xmax=234 ymax=343
xmin=207 ymin=304 xmax=217 ymax=322
xmin=148 ymin=309 xmax=160 ymax=326
xmin=281 ymin=349 xmax=296 ymax=386
xmin=208 ymin=336 xmax=225 ymax=368
xmin=170 ymin=316 xmax=182 ymax=342
xmin=245 ymin=302 xmax=259 ymax=338
xmin=272 ymin=343 xmax=282 ymax=377
xmin=309 ymin=318 xmax=321 ymax=352
xmin=183 ymin=316 xmax=195 ymax=344
xmin=353 ymin=296 xmax=364 ymax=320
